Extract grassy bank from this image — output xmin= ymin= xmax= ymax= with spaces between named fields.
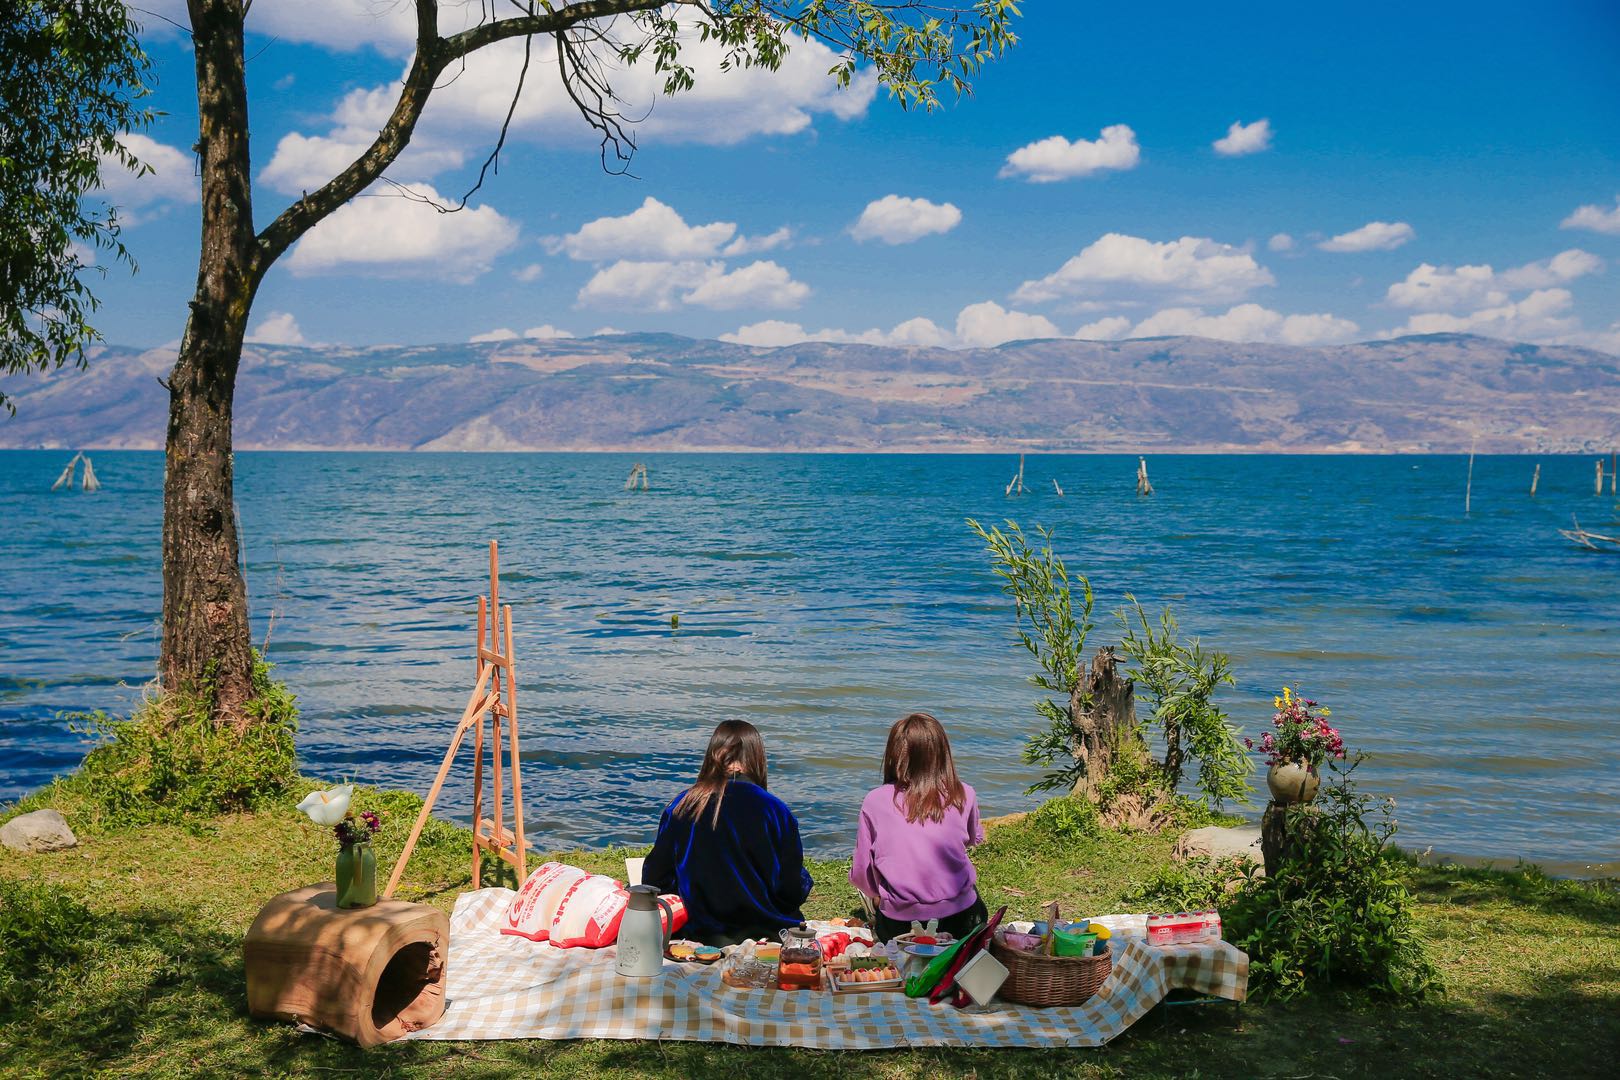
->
xmin=2 ymin=782 xmax=1617 ymax=1079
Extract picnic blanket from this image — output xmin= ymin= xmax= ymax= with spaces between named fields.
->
xmin=403 ymin=889 xmax=1247 ymax=1049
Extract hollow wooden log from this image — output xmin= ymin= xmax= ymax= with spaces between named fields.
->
xmin=243 ymin=884 xmax=449 ymax=1047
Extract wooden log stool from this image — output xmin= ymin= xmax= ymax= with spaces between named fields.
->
xmin=244 ymin=883 xmax=449 ymax=1047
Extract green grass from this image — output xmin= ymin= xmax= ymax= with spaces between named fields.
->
xmin=2 ymin=784 xmax=1617 ymax=1079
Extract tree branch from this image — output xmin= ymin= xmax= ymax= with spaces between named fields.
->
xmin=440 ymin=0 xmax=670 ymax=63
xmin=252 ymin=0 xmax=670 ymax=274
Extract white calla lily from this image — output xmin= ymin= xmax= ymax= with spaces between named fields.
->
xmin=296 ymin=784 xmax=354 ymax=827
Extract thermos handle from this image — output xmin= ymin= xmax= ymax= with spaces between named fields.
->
xmin=655 ymin=897 xmax=675 ymax=952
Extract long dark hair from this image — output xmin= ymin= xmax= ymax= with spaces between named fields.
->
xmin=675 ymin=720 xmax=768 ymax=827
xmin=883 ymin=712 xmax=966 ymax=824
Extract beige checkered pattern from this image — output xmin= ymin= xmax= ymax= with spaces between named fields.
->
xmin=402 ymin=890 xmax=1247 ymax=1048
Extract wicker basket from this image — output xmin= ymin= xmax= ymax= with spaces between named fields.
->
xmin=989 ymin=937 xmax=1112 ymax=1007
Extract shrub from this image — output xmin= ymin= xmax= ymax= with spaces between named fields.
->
xmin=967 ymin=518 xmax=1096 ymax=795
xmin=1225 ymin=757 xmax=1438 ymax=1000
xmin=1118 ymin=598 xmax=1251 ymax=808
xmin=1024 ymin=795 xmax=1101 ymax=844
xmin=1124 ymin=855 xmax=1254 ymax=913
xmin=0 ymin=878 xmax=100 ymax=1016
xmin=52 ymin=652 xmax=298 ymax=825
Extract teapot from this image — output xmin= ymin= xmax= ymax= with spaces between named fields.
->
xmin=615 ymin=885 xmax=675 ymax=978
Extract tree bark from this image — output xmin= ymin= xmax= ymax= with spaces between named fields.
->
xmin=1069 ymin=647 xmax=1136 ymax=801
xmin=161 ymin=0 xmax=258 ymax=723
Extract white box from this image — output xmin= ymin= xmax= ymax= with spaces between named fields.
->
xmin=954 ymin=948 xmax=1009 ymax=1007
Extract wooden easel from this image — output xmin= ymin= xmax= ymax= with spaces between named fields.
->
xmin=385 ymin=541 xmax=528 ymax=897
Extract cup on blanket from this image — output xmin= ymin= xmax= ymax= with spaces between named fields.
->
xmin=624 ymin=857 xmax=645 ymax=886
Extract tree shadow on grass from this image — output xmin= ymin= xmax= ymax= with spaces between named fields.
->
xmin=5 ymin=861 xmax=1616 ymax=1080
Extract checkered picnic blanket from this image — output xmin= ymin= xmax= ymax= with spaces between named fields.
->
xmin=403 ymin=890 xmax=1246 ymax=1048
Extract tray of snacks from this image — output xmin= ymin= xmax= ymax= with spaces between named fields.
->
xmin=666 ymin=940 xmax=725 ymax=965
xmin=826 ymin=955 xmax=904 ymax=994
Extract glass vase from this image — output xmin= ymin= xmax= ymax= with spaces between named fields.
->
xmin=336 ymin=840 xmax=378 ymax=909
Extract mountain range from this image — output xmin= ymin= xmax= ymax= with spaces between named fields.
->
xmin=3 ymin=332 xmax=1617 ymax=453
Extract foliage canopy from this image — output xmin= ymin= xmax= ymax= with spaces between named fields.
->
xmin=0 ymin=0 xmax=151 ymax=413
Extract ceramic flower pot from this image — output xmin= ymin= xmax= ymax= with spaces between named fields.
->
xmin=1266 ymin=760 xmax=1320 ymax=805
xmin=336 ymin=840 xmax=378 ymax=909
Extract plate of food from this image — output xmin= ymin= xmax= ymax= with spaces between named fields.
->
xmin=666 ymin=940 xmax=725 ymax=965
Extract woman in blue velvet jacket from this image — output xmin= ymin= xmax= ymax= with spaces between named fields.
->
xmin=643 ymin=720 xmax=812 ymax=946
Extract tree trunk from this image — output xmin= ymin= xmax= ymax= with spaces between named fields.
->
xmin=160 ymin=0 xmax=258 ymax=725
xmin=1068 ymin=647 xmax=1136 ymax=801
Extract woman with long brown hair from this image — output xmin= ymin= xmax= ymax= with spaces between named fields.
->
xmin=850 ymin=712 xmax=987 ymax=942
xmin=643 ymin=719 xmax=812 ymax=945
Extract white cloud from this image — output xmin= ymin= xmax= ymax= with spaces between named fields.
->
xmin=1130 ymin=304 xmax=1359 ymax=345
xmin=1392 ymin=288 xmax=1581 ymax=342
xmin=1560 ymin=195 xmax=1620 ymax=236
xmin=723 ymin=227 xmax=793 ymax=256
xmin=560 ymin=197 xmax=737 ymax=261
xmin=577 ymin=260 xmax=713 ymax=311
xmin=721 ymin=301 xmax=1055 ymax=349
xmin=1013 ymin=233 xmax=1274 ymax=305
xmin=96 ymin=133 xmax=196 ymax=207
xmin=473 ymin=323 xmax=573 ymax=342
xmin=682 ymin=260 xmax=810 ymax=310
xmin=1386 ymin=250 xmax=1602 ymax=311
xmin=1213 ymin=118 xmax=1272 ymax=157
xmin=1267 ymin=233 xmax=1295 ymax=252
xmin=953 ymin=301 xmax=1059 ymax=346
xmin=513 ymin=263 xmax=543 ymax=283
xmin=1386 ymin=262 xmax=1502 ymax=311
xmin=142 ymin=0 xmax=423 ymax=53
xmin=285 ymin=186 xmax=519 ymax=281
xmin=245 ymin=311 xmax=309 ymax=346
xmin=260 ymin=127 xmax=465 ymax=195
xmin=999 ymin=125 xmax=1140 ymax=183
xmin=1318 ymin=221 xmax=1414 ymax=253
xmin=1500 ymin=248 xmax=1604 ymax=289
xmin=576 ymin=258 xmax=808 ymax=311
xmin=1584 ymin=322 xmax=1620 ymax=356
xmin=1073 ymin=316 xmax=1133 ymax=340
xmin=850 ymin=195 xmax=962 ymax=245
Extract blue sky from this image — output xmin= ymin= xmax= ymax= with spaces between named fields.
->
xmin=93 ymin=1 xmax=1620 ymax=353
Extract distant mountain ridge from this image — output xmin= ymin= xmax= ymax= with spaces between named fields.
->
xmin=3 ymin=332 xmax=1617 ymax=453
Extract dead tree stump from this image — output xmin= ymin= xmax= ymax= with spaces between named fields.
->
xmin=1070 ymin=647 xmax=1137 ymax=802
xmin=244 ymin=883 xmax=449 ymax=1047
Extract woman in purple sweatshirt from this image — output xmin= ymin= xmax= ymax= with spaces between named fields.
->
xmin=850 ymin=712 xmax=988 ymax=943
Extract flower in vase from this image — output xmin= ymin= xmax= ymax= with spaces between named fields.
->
xmin=296 ymin=784 xmax=354 ymax=826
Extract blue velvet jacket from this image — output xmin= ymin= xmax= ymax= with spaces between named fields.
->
xmin=643 ymin=779 xmax=813 ymax=942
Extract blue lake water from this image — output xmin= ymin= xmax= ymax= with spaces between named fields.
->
xmin=1 ymin=450 xmax=1616 ymax=874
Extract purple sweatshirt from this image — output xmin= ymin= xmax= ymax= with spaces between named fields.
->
xmin=849 ymin=783 xmax=985 ymax=922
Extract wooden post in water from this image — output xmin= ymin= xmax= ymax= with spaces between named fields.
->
xmin=1530 ymin=463 xmax=1540 ymax=498
xmin=1465 ymin=439 xmax=1476 ymax=515
xmin=1005 ymin=454 xmax=1025 ymax=496
xmin=1135 ymin=456 xmax=1153 ymax=496
xmin=1052 ymin=478 xmax=1065 ymax=496
xmin=1598 ymin=459 xmax=1605 ymax=497
xmin=1612 ymin=452 xmax=1617 ymax=495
